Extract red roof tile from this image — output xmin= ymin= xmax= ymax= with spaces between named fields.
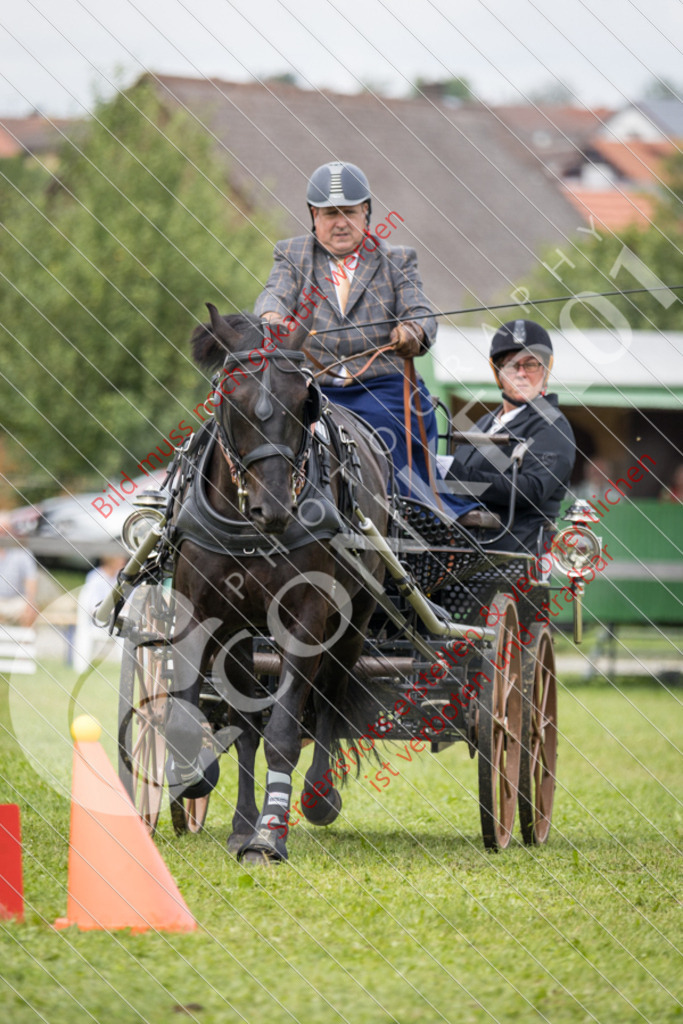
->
xmin=590 ymin=139 xmax=675 ymax=184
xmin=562 ymin=186 xmax=656 ymax=231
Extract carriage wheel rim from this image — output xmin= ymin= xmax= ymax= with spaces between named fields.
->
xmin=534 ymin=639 xmax=557 ymax=840
xmin=479 ymin=600 xmax=523 ymax=850
xmin=130 ymin=653 xmax=167 ymax=831
xmin=519 ymin=628 xmax=557 ymax=845
xmin=119 ymin=587 xmax=172 ymax=836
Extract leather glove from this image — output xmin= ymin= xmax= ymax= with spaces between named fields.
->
xmin=390 ymin=321 xmax=425 ymax=358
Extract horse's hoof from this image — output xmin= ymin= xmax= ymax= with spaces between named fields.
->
xmin=227 ymin=832 xmax=252 ymax=856
xmin=166 ymin=749 xmax=220 ymax=800
xmin=240 ymin=849 xmax=282 ymax=867
xmin=236 ymin=827 xmax=288 ymax=863
xmin=300 ymin=785 xmax=342 ymax=826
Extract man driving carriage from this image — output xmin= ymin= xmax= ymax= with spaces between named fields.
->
xmin=113 ymin=200 xmax=579 ymax=861
xmin=254 ymin=160 xmax=479 ymax=522
xmin=444 ymin=319 xmax=576 ymax=554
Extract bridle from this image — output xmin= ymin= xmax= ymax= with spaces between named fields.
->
xmin=211 ymin=349 xmax=322 ymax=516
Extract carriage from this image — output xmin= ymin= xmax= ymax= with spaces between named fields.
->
xmin=98 ymin=310 xmax=601 ymax=861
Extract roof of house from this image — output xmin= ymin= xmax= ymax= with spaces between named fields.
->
xmin=0 ymin=115 xmax=78 ymax=156
xmin=634 ymin=99 xmax=683 ymax=140
xmin=494 ymin=104 xmax=613 ymax=175
xmin=601 ymin=99 xmax=683 ymax=143
xmin=147 ymin=75 xmax=584 ymax=311
xmin=0 ymin=126 xmax=19 ymax=158
xmin=561 ymin=186 xmax=656 ymax=231
xmin=589 ymin=139 xmax=674 ymax=185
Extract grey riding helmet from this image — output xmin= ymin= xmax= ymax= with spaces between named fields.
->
xmin=306 ymin=161 xmax=372 ymax=227
xmin=489 ymin=319 xmax=554 ymax=390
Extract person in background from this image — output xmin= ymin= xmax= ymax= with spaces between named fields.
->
xmin=445 ymin=320 xmax=576 ymax=553
xmin=659 ymin=464 xmax=683 ymax=503
xmin=73 ymin=554 xmax=126 ymax=673
xmin=573 ymin=456 xmax=613 ymax=502
xmin=0 ymin=517 xmax=38 ymax=627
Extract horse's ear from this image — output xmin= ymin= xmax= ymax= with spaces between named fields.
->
xmin=190 ymin=303 xmax=242 ymax=369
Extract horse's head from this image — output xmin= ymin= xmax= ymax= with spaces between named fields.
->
xmin=191 ymin=305 xmax=320 ymax=534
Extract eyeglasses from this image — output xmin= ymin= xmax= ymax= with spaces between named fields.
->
xmin=502 ymin=358 xmax=544 ymax=375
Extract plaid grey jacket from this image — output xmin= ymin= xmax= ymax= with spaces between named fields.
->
xmin=253 ymin=234 xmax=437 ymax=384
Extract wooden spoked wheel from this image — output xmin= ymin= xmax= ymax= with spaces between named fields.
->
xmin=518 ymin=624 xmax=558 ymax=845
xmin=477 ymin=596 xmax=523 ymax=850
xmin=118 ymin=584 xmax=211 ymax=836
xmin=169 ymin=719 xmax=213 ymax=837
xmin=170 ymin=793 xmax=210 ymax=836
xmin=118 ymin=585 xmax=172 ymax=835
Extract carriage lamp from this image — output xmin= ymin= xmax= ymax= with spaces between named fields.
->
xmin=132 ymin=489 xmax=167 ymax=511
xmin=557 ymin=516 xmax=602 ymax=643
xmin=562 ymin=499 xmax=601 ymax=525
xmin=121 ymin=507 xmax=165 ymax=554
xmin=551 ymin=526 xmax=602 ymax=577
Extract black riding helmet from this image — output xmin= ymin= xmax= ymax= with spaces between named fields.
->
xmin=306 ymin=161 xmax=372 ymax=229
xmin=489 ymin=319 xmax=554 ymax=401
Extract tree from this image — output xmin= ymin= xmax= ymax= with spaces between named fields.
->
xmin=642 ymin=76 xmax=683 ymax=101
xmin=412 ymin=77 xmax=474 ymax=102
xmin=515 ymin=155 xmax=683 ymax=333
xmin=263 ymin=72 xmax=300 ymax=87
xmin=525 ymin=80 xmax=577 ymax=106
xmin=0 ymin=80 xmax=279 ymax=502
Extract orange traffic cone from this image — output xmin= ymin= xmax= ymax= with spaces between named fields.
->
xmin=54 ymin=716 xmax=196 ymax=933
xmin=0 ymin=804 xmax=23 ymax=921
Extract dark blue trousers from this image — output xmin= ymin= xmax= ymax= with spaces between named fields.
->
xmin=322 ymin=373 xmax=477 ymax=519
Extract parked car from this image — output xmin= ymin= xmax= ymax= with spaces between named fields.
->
xmin=8 ymin=473 xmax=166 ymax=569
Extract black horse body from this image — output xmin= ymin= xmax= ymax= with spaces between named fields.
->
xmin=167 ymin=308 xmax=389 ymax=863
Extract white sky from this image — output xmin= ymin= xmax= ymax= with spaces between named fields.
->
xmin=1 ymin=0 xmax=681 ymax=117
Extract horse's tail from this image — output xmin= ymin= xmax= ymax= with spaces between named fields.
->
xmin=325 ymin=669 xmax=399 ymax=782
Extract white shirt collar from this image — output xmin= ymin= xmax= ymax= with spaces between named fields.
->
xmin=487 ymin=404 xmax=525 ymax=434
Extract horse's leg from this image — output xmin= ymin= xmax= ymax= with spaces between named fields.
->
xmin=299 ymin=674 xmax=344 ymax=826
xmin=226 ymin=707 xmax=261 ymax=854
xmin=300 ymin=585 xmax=380 ymax=825
xmin=238 ymin=643 xmax=322 ymax=865
xmin=165 ymin=608 xmax=221 ymax=799
xmin=212 ymin=634 xmax=263 ymax=855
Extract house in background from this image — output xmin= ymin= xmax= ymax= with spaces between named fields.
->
xmin=0 ymin=114 xmax=80 ymax=170
xmin=3 ymin=80 xmax=680 ymax=297
xmin=599 ymin=99 xmax=683 ymax=143
xmin=147 ymin=74 xmax=584 ymax=312
xmin=494 ymin=104 xmax=613 ymax=179
xmin=561 ymin=136 xmax=675 ymax=231
xmin=496 ymin=99 xmax=681 ymax=233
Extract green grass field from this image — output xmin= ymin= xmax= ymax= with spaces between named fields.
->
xmin=0 ymin=658 xmax=681 ymax=1024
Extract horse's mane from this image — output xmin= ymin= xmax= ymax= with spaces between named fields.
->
xmin=190 ymin=308 xmax=262 ymax=371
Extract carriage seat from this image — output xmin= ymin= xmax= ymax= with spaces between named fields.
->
xmin=458 ymin=508 xmax=502 ymax=530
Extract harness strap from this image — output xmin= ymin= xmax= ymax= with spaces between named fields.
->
xmin=404 ymin=358 xmax=444 ymax=512
xmin=241 ymin=443 xmax=297 ymax=470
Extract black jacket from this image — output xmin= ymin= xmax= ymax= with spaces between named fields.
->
xmin=446 ymin=394 xmax=575 ymax=553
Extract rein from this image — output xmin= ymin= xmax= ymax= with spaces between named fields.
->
xmin=303 ymin=341 xmax=397 ymax=381
xmin=403 ymin=358 xmax=443 ymax=511
xmin=303 ymin=339 xmax=440 ymax=510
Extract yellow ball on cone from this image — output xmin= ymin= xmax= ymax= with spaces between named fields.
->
xmin=70 ymin=715 xmax=102 ymax=743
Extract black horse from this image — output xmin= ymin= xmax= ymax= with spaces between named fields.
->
xmin=166 ymin=307 xmax=389 ymax=863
